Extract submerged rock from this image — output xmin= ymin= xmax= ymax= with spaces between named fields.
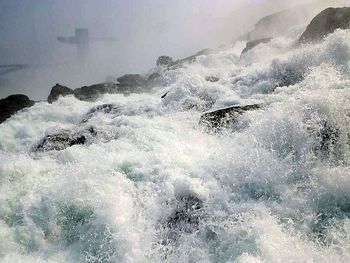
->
xmin=0 ymin=94 xmax=34 ymax=124
xmin=241 ymin=38 xmax=272 ymax=56
xmin=314 ymin=120 xmax=341 ymax=160
xmin=299 ymin=7 xmax=350 ymax=44
xmin=80 ymin=104 xmax=119 ymax=123
xmin=205 ymin=76 xmax=220 ymax=83
xmin=163 ymin=193 xmax=204 ymax=241
xmin=199 ymin=104 xmax=261 ymax=131
xmin=34 ymin=127 xmax=98 ymax=152
xmin=47 ymin=84 xmax=74 ymax=103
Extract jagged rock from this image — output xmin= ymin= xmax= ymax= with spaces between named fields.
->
xmin=299 ymin=7 xmax=350 ymax=44
xmin=241 ymin=38 xmax=272 ymax=56
xmin=34 ymin=127 xmax=98 ymax=152
xmin=47 ymin=84 xmax=74 ymax=103
xmin=0 ymin=94 xmax=34 ymax=124
xmin=199 ymin=104 xmax=261 ymax=131
xmin=156 ymin=56 xmax=174 ymax=67
xmin=205 ymin=76 xmax=220 ymax=82
xmin=74 ymin=83 xmax=117 ymax=101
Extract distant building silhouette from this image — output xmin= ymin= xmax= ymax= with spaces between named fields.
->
xmin=58 ymin=28 xmax=90 ymax=61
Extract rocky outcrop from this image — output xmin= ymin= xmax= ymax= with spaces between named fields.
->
xmin=241 ymin=38 xmax=272 ymax=56
xmin=0 ymin=94 xmax=34 ymax=123
xmin=244 ymin=2 xmax=345 ymax=41
xmin=47 ymin=84 xmax=74 ymax=103
xmin=246 ymin=8 xmax=311 ymax=41
xmin=199 ymin=104 xmax=261 ymax=131
xmin=299 ymin=7 xmax=350 ymax=44
xmin=156 ymin=56 xmax=174 ymax=67
xmin=115 ymin=74 xmax=150 ymax=94
xmin=74 ymin=83 xmax=117 ymax=101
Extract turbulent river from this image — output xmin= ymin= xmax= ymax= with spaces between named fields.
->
xmin=1 ymin=28 xmax=350 ymax=262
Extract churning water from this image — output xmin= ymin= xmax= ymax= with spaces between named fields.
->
xmin=1 ymin=28 xmax=350 ymax=262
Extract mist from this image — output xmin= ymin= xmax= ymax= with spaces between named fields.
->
xmin=0 ymin=0 xmax=346 ymax=100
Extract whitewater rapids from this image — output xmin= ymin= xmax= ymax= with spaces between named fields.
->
xmin=1 ymin=28 xmax=350 ymax=263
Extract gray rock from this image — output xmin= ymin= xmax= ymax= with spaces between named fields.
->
xmin=299 ymin=7 xmax=350 ymax=44
xmin=156 ymin=56 xmax=174 ymax=67
xmin=199 ymin=104 xmax=261 ymax=131
xmin=34 ymin=126 xmax=98 ymax=152
xmin=0 ymin=94 xmax=34 ymax=124
xmin=116 ymin=74 xmax=150 ymax=93
xmin=205 ymin=76 xmax=220 ymax=82
xmin=48 ymin=84 xmax=74 ymax=103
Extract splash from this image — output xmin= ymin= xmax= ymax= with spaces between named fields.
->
xmin=0 ymin=28 xmax=350 ymax=262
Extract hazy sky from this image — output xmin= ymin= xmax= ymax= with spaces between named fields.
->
xmin=0 ymin=0 xmax=336 ymax=99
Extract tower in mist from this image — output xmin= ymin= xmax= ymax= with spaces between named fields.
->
xmin=57 ymin=28 xmax=90 ymax=62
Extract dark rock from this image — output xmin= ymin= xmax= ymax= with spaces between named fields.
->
xmin=164 ymin=193 xmax=204 ymax=241
xmin=35 ymin=127 xmax=98 ymax=152
xmin=0 ymin=94 xmax=34 ymax=124
xmin=74 ymin=83 xmax=117 ymax=102
xmin=156 ymin=56 xmax=174 ymax=67
xmin=241 ymin=38 xmax=272 ymax=56
xmin=199 ymin=104 xmax=261 ymax=131
xmin=47 ymin=84 xmax=74 ymax=103
xmin=205 ymin=76 xmax=220 ymax=82
xmin=299 ymin=7 xmax=350 ymax=44
xmin=116 ymin=74 xmax=150 ymax=93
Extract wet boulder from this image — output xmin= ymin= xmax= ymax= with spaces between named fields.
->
xmin=0 ymin=94 xmax=34 ymax=124
xmin=299 ymin=7 xmax=350 ymax=44
xmin=34 ymin=127 xmax=98 ymax=152
xmin=240 ymin=38 xmax=272 ymax=56
xmin=156 ymin=56 xmax=174 ymax=67
xmin=116 ymin=74 xmax=149 ymax=93
xmin=80 ymin=104 xmax=119 ymax=123
xmin=199 ymin=104 xmax=261 ymax=131
xmin=74 ymin=83 xmax=117 ymax=101
xmin=47 ymin=84 xmax=74 ymax=103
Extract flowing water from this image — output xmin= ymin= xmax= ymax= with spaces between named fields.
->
xmin=1 ymin=28 xmax=350 ymax=262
